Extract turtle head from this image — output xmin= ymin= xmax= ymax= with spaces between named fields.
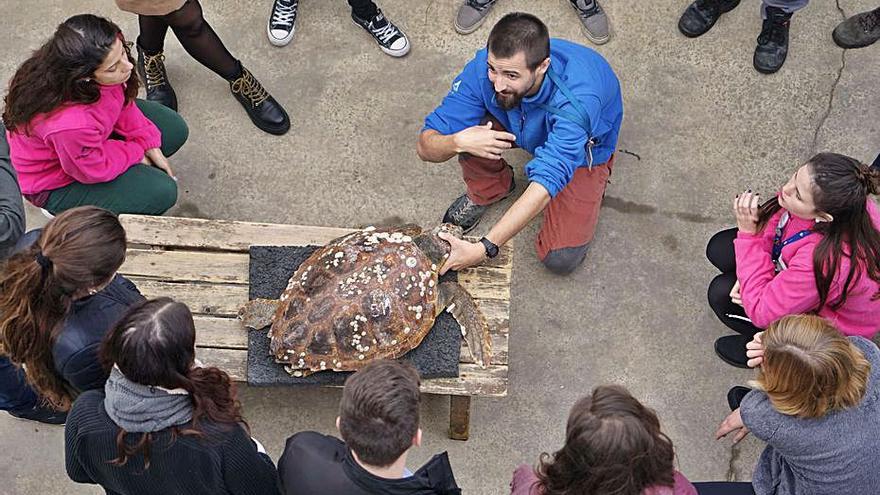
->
xmin=414 ymin=223 xmax=462 ymax=268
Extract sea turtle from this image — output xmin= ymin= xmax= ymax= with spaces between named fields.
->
xmin=238 ymin=224 xmax=492 ymax=376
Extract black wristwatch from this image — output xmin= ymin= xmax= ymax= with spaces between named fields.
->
xmin=479 ymin=237 xmax=499 ymax=259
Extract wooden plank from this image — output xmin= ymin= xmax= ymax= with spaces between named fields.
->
xmin=194 ymin=348 xmax=508 ymax=397
xmin=129 ymin=278 xmax=248 ymax=317
xmin=458 ymin=266 xmax=511 ymax=301
xmin=120 ymin=215 xmax=355 ymax=252
xmin=121 ymin=249 xmax=249 ymax=284
xmin=449 ymin=396 xmax=471 ymax=441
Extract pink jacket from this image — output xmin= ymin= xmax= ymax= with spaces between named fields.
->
xmin=7 ymin=83 xmax=160 ymax=197
xmin=509 ymin=464 xmax=697 ymax=495
xmin=735 ymin=200 xmax=880 ymax=337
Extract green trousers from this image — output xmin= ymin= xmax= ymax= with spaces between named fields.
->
xmin=45 ymin=99 xmax=188 ymax=215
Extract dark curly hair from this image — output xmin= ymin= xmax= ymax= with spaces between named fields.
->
xmin=536 ymin=385 xmax=677 ymax=495
xmin=2 ymin=14 xmax=138 ymax=133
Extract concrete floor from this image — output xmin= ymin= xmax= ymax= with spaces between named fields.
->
xmin=1 ymin=0 xmax=878 ymax=493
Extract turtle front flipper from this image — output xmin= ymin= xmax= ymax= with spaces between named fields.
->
xmin=437 ymin=281 xmax=492 ymax=368
xmin=238 ymin=298 xmax=281 ymax=330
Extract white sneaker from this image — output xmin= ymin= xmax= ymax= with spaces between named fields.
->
xmin=267 ymin=0 xmax=298 ymax=47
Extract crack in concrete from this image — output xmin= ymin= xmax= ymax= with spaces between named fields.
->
xmin=810 ymin=0 xmax=848 ymax=154
xmin=725 ymin=442 xmax=742 ymax=481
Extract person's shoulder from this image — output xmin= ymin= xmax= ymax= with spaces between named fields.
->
xmin=510 ymin=464 xmax=542 ymax=495
xmin=32 ymin=104 xmax=99 ymax=137
xmin=68 ymin=389 xmax=113 ymax=431
xmin=285 ymin=430 xmax=345 ymax=452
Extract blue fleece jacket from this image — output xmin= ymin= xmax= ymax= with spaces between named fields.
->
xmin=423 ymin=39 xmax=623 ymax=198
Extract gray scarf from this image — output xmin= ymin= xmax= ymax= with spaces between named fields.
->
xmin=104 ymin=366 xmax=193 ymax=433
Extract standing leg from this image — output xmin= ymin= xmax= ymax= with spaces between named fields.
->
xmin=448 ymin=395 xmax=471 ymax=441
xmin=162 ymin=0 xmax=290 ymax=135
xmin=832 ymin=7 xmax=880 ymax=49
xmin=754 ymin=0 xmax=807 ymax=73
xmin=567 ymin=0 xmax=611 ymax=45
xmin=535 ymin=156 xmax=613 ymax=275
xmin=136 ymin=14 xmax=178 ymax=110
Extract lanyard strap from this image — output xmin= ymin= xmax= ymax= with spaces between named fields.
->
xmin=772 ymin=212 xmax=814 ymax=265
xmin=535 ymin=68 xmax=591 ymax=134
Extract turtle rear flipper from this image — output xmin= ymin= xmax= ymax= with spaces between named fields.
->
xmin=437 ymin=281 xmax=491 ymax=368
xmin=238 ymin=298 xmax=281 ymax=330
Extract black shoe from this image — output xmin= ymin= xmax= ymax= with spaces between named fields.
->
xmin=229 ymin=66 xmax=291 ymax=136
xmin=832 ymin=7 xmax=880 ymax=49
xmin=442 ymin=170 xmax=515 ymax=233
xmin=351 ymin=9 xmax=411 ymax=57
xmin=727 ymin=386 xmax=752 ymax=411
xmin=754 ymin=7 xmax=792 ymax=74
xmin=267 ymin=0 xmax=299 ymax=47
xmin=714 ymin=334 xmax=751 ymax=368
xmin=136 ymin=40 xmax=178 ymax=111
xmin=8 ymin=405 xmax=67 ymax=425
xmin=678 ymin=0 xmax=741 ymax=38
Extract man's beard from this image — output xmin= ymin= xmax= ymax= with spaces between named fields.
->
xmin=495 ymin=90 xmax=525 ymax=110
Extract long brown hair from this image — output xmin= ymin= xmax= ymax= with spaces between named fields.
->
xmin=100 ymin=298 xmax=245 ymax=469
xmin=756 ymin=153 xmax=880 ymax=310
xmin=2 ymin=14 xmax=138 ymax=133
xmin=0 ymin=206 xmax=126 ymax=410
xmin=752 ymin=315 xmax=870 ymax=419
xmin=537 ymin=385 xmax=677 ymax=495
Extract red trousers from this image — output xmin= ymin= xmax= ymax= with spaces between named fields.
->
xmin=458 ymin=122 xmax=613 ymax=261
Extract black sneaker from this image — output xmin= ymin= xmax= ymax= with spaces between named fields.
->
xmin=8 ymin=405 xmax=67 ymax=425
xmin=442 ymin=171 xmax=515 ymax=233
xmin=229 ymin=66 xmax=291 ymax=135
xmin=754 ymin=7 xmax=792 ymax=74
xmin=136 ymin=40 xmax=178 ymax=111
xmin=832 ymin=7 xmax=880 ymax=49
xmin=678 ymin=0 xmax=741 ymax=38
xmin=351 ymin=9 xmax=410 ymax=57
xmin=268 ymin=0 xmax=298 ymax=47
xmin=727 ymin=386 xmax=752 ymax=411
xmin=714 ymin=334 xmax=752 ymax=368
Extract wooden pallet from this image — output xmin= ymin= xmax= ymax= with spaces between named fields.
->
xmin=117 ymin=215 xmax=511 ymax=440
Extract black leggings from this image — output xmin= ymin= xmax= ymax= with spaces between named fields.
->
xmin=137 ymin=0 xmax=240 ymax=80
xmin=706 ymin=228 xmax=761 ymax=337
xmin=348 ymin=0 xmax=378 ymax=19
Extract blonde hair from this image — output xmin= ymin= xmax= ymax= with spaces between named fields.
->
xmin=752 ymin=315 xmax=870 ymax=419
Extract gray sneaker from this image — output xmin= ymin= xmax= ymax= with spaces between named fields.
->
xmin=454 ymin=0 xmax=498 ymax=35
xmin=832 ymin=7 xmax=880 ymax=49
xmin=569 ymin=0 xmax=610 ymax=45
xmin=442 ymin=171 xmax=515 ymax=233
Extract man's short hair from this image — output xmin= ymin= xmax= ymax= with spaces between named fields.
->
xmin=338 ymin=360 xmax=421 ymax=466
xmin=487 ymin=12 xmax=550 ymax=70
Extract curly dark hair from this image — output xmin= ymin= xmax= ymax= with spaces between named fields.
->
xmin=2 ymin=14 xmax=138 ymax=133
xmin=536 ymin=385 xmax=677 ymax=495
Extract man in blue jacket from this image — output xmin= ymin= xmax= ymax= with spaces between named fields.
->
xmin=417 ymin=12 xmax=623 ymax=275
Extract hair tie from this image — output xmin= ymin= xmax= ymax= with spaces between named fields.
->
xmin=35 ymin=251 xmax=52 ymax=271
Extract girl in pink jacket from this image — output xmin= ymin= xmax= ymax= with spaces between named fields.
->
xmin=3 ymin=14 xmax=188 ymax=216
xmin=707 ymin=152 xmax=880 ymax=367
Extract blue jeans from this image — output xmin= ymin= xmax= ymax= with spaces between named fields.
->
xmin=0 ymin=355 xmax=39 ymax=412
xmin=762 ymin=0 xmax=809 ymax=16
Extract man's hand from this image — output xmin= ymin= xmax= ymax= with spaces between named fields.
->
xmin=730 ymin=280 xmax=743 ymax=306
xmin=715 ymin=408 xmax=750 ymax=444
xmin=453 ymin=122 xmax=516 ymax=160
xmin=144 ymin=148 xmax=175 ymax=180
xmin=437 ymin=232 xmax=486 ymax=275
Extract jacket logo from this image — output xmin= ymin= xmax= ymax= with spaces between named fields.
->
xmin=451 ymin=80 xmax=461 ymax=92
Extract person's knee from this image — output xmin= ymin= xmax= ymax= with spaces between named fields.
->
xmin=162 ymin=113 xmax=189 ymax=156
xmin=708 ymin=273 xmax=735 ymax=309
xmin=149 ymin=175 xmax=178 ymax=215
xmin=541 ymin=244 xmax=590 ymax=275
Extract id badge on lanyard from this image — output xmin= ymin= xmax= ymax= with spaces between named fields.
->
xmin=772 ymin=212 xmax=813 ymax=272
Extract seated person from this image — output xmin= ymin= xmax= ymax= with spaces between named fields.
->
xmin=0 ymin=206 xmax=143 ymax=412
xmin=707 ymin=152 xmax=880 ymax=367
xmin=716 ymin=314 xmax=880 ymax=495
xmin=511 ymin=384 xmax=697 ymax=495
xmin=65 ymin=298 xmax=281 ymax=494
xmin=278 ymin=360 xmax=461 ymax=494
xmin=3 ymin=14 xmax=188 ymax=215
xmin=0 ymin=125 xmax=64 ymax=424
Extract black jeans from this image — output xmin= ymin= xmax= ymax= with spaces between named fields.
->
xmin=693 ymin=482 xmax=756 ymax=495
xmin=348 ymin=0 xmax=378 ymax=19
xmin=706 ymin=228 xmax=762 ymax=337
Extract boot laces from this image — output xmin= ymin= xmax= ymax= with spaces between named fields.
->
xmin=271 ymin=0 xmax=297 ymax=27
xmin=573 ymin=0 xmax=601 ymax=18
xmin=230 ymin=69 xmax=269 ymax=107
xmin=466 ymin=0 xmax=496 ymax=11
xmin=758 ymin=12 xmax=789 ymax=45
xmin=858 ymin=9 xmax=880 ymax=33
xmin=369 ymin=20 xmax=400 ymax=44
xmin=143 ymin=53 xmax=167 ymax=89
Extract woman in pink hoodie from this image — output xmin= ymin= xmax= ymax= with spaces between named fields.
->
xmin=510 ymin=385 xmax=701 ymax=495
xmin=707 ymin=152 xmax=880 ymax=367
xmin=3 ymin=14 xmax=188 ymax=216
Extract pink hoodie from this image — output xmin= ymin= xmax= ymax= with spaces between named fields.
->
xmin=735 ymin=200 xmax=880 ymax=337
xmin=7 ymin=83 xmax=160 ymax=201
xmin=510 ymin=464 xmax=697 ymax=495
